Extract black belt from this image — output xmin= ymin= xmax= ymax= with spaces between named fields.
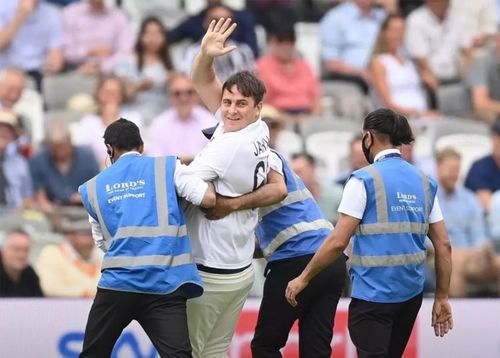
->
xmin=196 ymin=263 xmax=251 ymax=274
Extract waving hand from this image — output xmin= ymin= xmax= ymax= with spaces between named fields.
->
xmin=201 ymin=18 xmax=237 ymax=58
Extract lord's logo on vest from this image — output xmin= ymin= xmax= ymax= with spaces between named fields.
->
xmin=105 ymin=180 xmax=146 ymax=194
xmin=396 ymin=191 xmax=417 ymax=204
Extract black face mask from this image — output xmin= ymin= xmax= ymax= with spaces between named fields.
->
xmin=362 ymin=133 xmax=374 ymax=164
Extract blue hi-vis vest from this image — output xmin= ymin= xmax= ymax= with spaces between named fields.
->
xmin=256 ymin=151 xmax=333 ymax=262
xmin=350 ymin=155 xmax=437 ymax=303
xmin=79 ymin=155 xmax=203 ymax=298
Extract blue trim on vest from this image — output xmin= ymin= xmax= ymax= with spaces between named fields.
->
xmin=350 ymin=157 xmax=437 ymax=303
xmin=80 ymin=155 xmax=203 ymax=297
xmin=257 ymin=152 xmax=329 ymax=262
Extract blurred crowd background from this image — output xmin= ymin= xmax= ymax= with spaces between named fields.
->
xmin=0 ymin=0 xmax=499 ymax=300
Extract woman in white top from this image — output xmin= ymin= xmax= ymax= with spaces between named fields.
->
xmin=114 ymin=17 xmax=173 ymax=125
xmin=369 ymin=14 xmax=436 ymax=118
xmin=75 ymin=75 xmax=143 ymax=168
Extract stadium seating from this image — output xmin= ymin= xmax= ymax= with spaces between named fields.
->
xmin=42 ymin=73 xmax=98 ymax=111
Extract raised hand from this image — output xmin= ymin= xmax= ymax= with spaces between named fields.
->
xmin=200 ymin=17 xmax=237 ymax=59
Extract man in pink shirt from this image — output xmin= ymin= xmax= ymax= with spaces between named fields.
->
xmin=256 ymin=26 xmax=323 ymax=116
xmin=61 ymin=0 xmax=133 ymax=74
xmin=147 ymin=72 xmax=216 ymax=163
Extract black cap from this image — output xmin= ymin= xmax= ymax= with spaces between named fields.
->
xmin=201 ymin=124 xmax=219 ymax=140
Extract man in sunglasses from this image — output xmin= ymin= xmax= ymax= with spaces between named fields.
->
xmin=148 ymin=72 xmax=216 ymax=163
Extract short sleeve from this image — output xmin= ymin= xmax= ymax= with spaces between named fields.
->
xmin=268 ymin=152 xmax=284 ymax=176
xmin=428 ymin=196 xmax=443 ymax=223
xmin=338 ymin=177 xmax=366 ymax=219
xmin=466 ymin=53 xmax=490 ymax=88
xmin=405 ymin=13 xmax=429 ymax=58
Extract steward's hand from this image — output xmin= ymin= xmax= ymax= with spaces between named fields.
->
xmin=431 ymin=297 xmax=453 ymax=337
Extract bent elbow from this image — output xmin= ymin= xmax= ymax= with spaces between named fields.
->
xmin=277 ymin=184 xmax=288 ymax=202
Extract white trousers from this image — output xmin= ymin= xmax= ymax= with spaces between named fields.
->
xmin=187 ymin=266 xmax=254 ymax=358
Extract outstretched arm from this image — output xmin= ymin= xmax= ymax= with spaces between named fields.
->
xmin=191 ymin=17 xmax=237 ymax=113
xmin=204 ymin=169 xmax=287 ymax=220
xmin=285 ymin=213 xmax=359 ymax=306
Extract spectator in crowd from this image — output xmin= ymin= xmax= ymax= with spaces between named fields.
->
xmin=335 ymin=134 xmax=368 ymax=186
xmin=0 ymin=68 xmax=25 ymax=111
xmin=291 ymin=152 xmax=344 ymax=224
xmin=0 ymin=0 xmax=63 ymax=92
xmin=147 ymin=72 xmax=215 ymax=163
xmin=436 ymin=148 xmax=499 ymax=297
xmin=319 ymin=0 xmax=386 ymax=94
xmin=0 ymin=68 xmax=33 ymax=149
xmin=62 ymin=0 xmax=134 ymax=75
xmin=0 ymin=110 xmax=33 ymax=208
xmin=406 ymin=0 xmax=470 ymax=109
xmin=400 ymin=141 xmax=437 ymax=178
xmin=36 ymin=214 xmax=102 ymax=297
xmin=467 ymin=32 xmax=500 ymax=122
xmin=451 ymin=0 xmax=497 ymax=51
xmin=114 ymin=16 xmax=173 ymax=125
xmin=260 ymin=104 xmax=286 ymax=151
xmin=169 ymin=0 xmax=258 ymax=57
xmin=180 ymin=4 xmax=255 ymax=83
xmin=257 ymin=26 xmax=322 ymax=117
xmin=464 ymin=119 xmax=500 ymax=213
xmin=369 ymin=14 xmax=434 ymax=118
xmin=29 ymin=118 xmax=99 ymax=210
xmin=0 ymin=228 xmax=43 ymax=297
xmin=74 ymin=75 xmax=143 ymax=168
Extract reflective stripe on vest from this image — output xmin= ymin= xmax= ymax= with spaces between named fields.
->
xmin=355 ymin=165 xmax=431 ymax=235
xmin=262 ymin=219 xmax=333 ymax=257
xmin=101 ymin=253 xmax=194 ymax=270
xmin=259 ymin=188 xmax=311 ymax=217
xmin=349 ymin=251 xmax=426 ymax=267
xmin=87 ymin=157 xmax=188 ymax=241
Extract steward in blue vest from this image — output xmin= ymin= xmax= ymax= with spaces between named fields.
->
xmin=203 ymin=150 xmax=347 ymax=357
xmin=78 ymin=118 xmax=215 ymax=358
xmin=286 ymin=109 xmax=453 ymax=358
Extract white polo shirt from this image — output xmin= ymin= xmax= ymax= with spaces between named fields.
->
xmin=184 ymin=110 xmax=270 ymax=269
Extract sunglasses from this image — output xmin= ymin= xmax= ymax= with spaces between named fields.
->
xmin=171 ymin=89 xmax=195 ymax=97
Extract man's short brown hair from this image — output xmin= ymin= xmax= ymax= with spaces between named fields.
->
xmin=222 ymin=71 xmax=266 ymax=105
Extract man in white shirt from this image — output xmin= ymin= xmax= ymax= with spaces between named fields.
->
xmin=184 ymin=18 xmax=286 ymax=357
xmin=406 ymin=0 xmax=470 ymax=107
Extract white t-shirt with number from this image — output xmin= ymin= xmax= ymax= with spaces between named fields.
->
xmin=184 ymin=110 xmax=270 ymax=269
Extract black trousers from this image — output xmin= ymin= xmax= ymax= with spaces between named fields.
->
xmin=80 ymin=288 xmax=192 ymax=358
xmin=251 ymin=254 xmax=347 ymax=358
xmin=348 ymin=292 xmax=423 ymax=358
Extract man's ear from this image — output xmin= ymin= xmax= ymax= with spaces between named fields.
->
xmin=255 ymin=101 xmax=263 ymax=118
xmin=138 ymin=144 xmax=145 ymax=154
xmin=106 ymin=144 xmax=113 ymax=157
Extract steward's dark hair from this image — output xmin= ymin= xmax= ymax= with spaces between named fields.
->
xmin=103 ymin=118 xmax=143 ymax=151
xmin=222 ymin=71 xmax=266 ymax=105
xmin=362 ymin=108 xmax=414 ymax=146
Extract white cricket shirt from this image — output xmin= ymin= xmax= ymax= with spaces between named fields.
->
xmin=184 ymin=110 xmax=271 ymax=269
